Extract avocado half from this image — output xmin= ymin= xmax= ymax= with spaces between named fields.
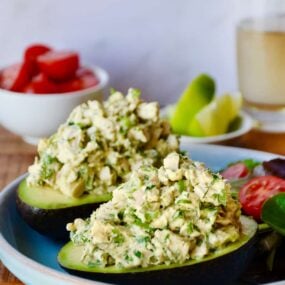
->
xmin=58 ymin=216 xmax=257 ymax=285
xmin=16 ymin=179 xmax=111 ymax=240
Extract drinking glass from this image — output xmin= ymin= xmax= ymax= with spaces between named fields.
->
xmin=237 ymin=0 xmax=285 ymax=132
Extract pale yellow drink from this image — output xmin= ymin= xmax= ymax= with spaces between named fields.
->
xmin=237 ymin=17 xmax=285 ymax=110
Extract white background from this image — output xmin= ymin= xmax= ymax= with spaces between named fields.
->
xmin=0 ymin=0 xmax=245 ymax=104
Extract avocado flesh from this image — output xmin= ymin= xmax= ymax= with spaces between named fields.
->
xmin=58 ymin=216 xmax=257 ymax=284
xmin=16 ymin=179 xmax=111 ymax=240
xmin=17 ymin=179 xmax=111 ymax=209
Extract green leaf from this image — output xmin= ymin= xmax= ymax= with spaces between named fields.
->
xmin=222 ymin=159 xmax=261 ymax=174
xmin=177 ymin=180 xmax=186 ymax=193
xmin=40 ymin=154 xmax=57 ymax=179
xmin=242 ymin=159 xmax=261 ymax=171
xmin=109 ymin=87 xmax=117 ymax=94
xmin=130 ymin=88 xmax=141 ymax=98
xmin=262 ymin=193 xmax=285 ymax=236
xmin=134 ymin=250 xmax=142 ymax=258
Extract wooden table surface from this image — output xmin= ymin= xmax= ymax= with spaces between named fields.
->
xmin=0 ymin=125 xmax=285 ymax=285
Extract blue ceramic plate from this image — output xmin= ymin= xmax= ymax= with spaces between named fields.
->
xmin=0 ymin=144 xmax=280 ymax=285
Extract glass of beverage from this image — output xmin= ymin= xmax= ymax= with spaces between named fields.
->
xmin=237 ymin=0 xmax=285 ymax=132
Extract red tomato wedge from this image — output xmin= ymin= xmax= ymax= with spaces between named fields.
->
xmin=58 ymin=67 xmax=99 ymax=93
xmin=37 ymin=51 xmax=79 ymax=81
xmin=24 ymin=44 xmax=51 ymax=76
xmin=0 ymin=63 xmax=30 ymax=92
xmin=24 ymin=44 xmax=51 ymax=61
xmin=57 ymin=78 xmax=81 ymax=93
xmin=0 ymin=45 xmax=97 ymax=94
xmin=221 ymin=163 xmax=249 ymax=180
xmin=77 ymin=67 xmax=99 ymax=88
xmin=23 ymin=73 xmax=58 ymax=94
xmin=239 ymin=176 xmax=285 ymax=220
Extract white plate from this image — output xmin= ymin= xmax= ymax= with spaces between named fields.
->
xmin=161 ymin=105 xmax=254 ymax=144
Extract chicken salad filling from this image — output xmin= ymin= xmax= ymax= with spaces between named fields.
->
xmin=67 ymin=152 xmax=241 ymax=269
xmin=27 ymin=89 xmax=179 ymax=197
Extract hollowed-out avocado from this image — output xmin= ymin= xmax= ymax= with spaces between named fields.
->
xmin=58 ymin=216 xmax=257 ymax=285
xmin=16 ymin=179 xmax=111 ymax=240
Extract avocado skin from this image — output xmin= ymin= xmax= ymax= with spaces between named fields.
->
xmin=60 ymin=235 xmax=257 ymax=285
xmin=16 ymin=194 xmax=101 ymax=240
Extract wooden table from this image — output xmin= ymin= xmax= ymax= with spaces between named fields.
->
xmin=0 ymin=126 xmax=285 ymax=285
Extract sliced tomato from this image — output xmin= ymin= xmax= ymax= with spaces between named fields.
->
xmin=24 ymin=44 xmax=51 ymax=76
xmin=37 ymin=50 xmax=79 ymax=81
xmin=24 ymin=44 xmax=51 ymax=61
xmin=221 ymin=162 xmax=249 ymax=180
xmin=58 ymin=67 xmax=99 ymax=93
xmin=76 ymin=67 xmax=94 ymax=77
xmin=239 ymin=176 xmax=285 ymax=220
xmin=0 ymin=63 xmax=30 ymax=92
xmin=58 ymin=78 xmax=81 ymax=93
xmin=23 ymin=73 xmax=58 ymax=94
xmin=76 ymin=67 xmax=99 ymax=89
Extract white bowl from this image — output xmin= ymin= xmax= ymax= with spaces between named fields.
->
xmin=161 ymin=105 xmax=254 ymax=144
xmin=0 ymin=66 xmax=109 ymax=144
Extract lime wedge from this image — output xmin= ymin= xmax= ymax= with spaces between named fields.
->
xmin=188 ymin=93 xmax=242 ymax=136
xmin=170 ymin=74 xmax=215 ymax=135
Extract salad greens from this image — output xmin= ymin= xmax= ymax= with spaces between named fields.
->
xmin=262 ymin=193 xmax=285 ymax=236
xmin=223 ymin=157 xmax=285 ymax=271
xmin=224 ymin=158 xmax=260 ymax=172
xmin=263 ymin=158 xmax=285 ymax=179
